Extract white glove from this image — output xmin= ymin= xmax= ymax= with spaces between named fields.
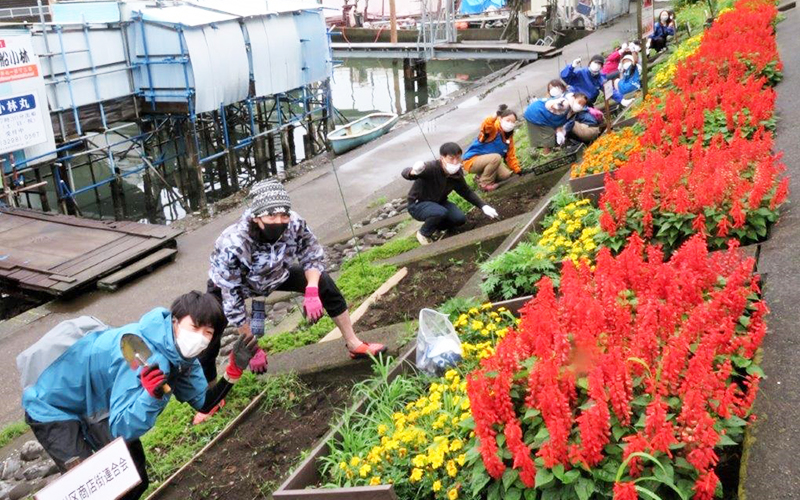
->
xmin=572 ymin=57 xmax=582 ymax=68
xmin=621 ymin=98 xmax=634 ymax=107
xmin=620 ymin=42 xmax=629 ymax=52
xmin=556 ymin=129 xmax=566 ymax=145
xmin=482 ymin=205 xmax=499 ymax=219
xmin=410 ymin=160 xmax=425 ymax=175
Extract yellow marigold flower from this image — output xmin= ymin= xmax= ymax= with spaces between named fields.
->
xmin=359 ymin=464 xmax=372 ymax=477
xmin=410 ymin=468 xmax=423 ymax=483
xmin=461 ymin=399 xmax=470 ymax=411
xmin=338 ymin=461 xmax=348 ymax=470
xmin=450 ymin=438 xmax=464 ymax=451
xmin=448 ymin=487 xmax=459 ymax=500
xmin=444 ymin=369 xmax=458 ymax=380
xmin=369 ymin=476 xmax=382 ymax=486
xmin=377 ymin=424 xmax=387 ymax=436
xmin=433 ymin=480 xmax=442 ymax=492
xmin=456 ymin=454 xmax=466 ymax=466
xmin=471 ymin=320 xmax=484 ymax=330
xmin=446 ymin=460 xmax=458 ymax=477
xmin=349 ymin=456 xmax=360 ymax=467
xmin=412 ymin=454 xmax=428 ymax=467
xmin=467 ymin=307 xmax=479 ymax=316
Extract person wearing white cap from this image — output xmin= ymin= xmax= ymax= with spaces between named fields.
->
xmin=611 ymin=53 xmax=641 ymax=106
xmin=202 ymin=180 xmax=387 ymax=378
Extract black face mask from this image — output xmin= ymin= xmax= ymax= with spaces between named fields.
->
xmin=249 ymin=222 xmax=288 ymax=245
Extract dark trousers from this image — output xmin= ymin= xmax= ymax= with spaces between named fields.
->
xmin=651 ymin=36 xmax=667 ymax=52
xmin=26 ymin=414 xmax=149 ymax=500
xmin=199 ymin=266 xmax=348 ymax=380
xmin=408 ymin=200 xmax=467 ymax=237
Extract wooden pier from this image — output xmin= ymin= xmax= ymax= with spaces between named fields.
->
xmin=0 ymin=207 xmax=181 ymax=296
xmin=331 ymin=41 xmax=562 ymax=60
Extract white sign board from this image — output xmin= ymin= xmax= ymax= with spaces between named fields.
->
xmin=0 ymin=91 xmax=47 ymax=155
xmin=0 ymin=31 xmax=56 ymax=167
xmin=34 ymin=438 xmax=141 ymax=500
xmin=641 ymin=0 xmax=655 ymax=38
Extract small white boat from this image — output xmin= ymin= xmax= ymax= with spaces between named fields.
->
xmin=329 ymin=112 xmax=400 ymax=155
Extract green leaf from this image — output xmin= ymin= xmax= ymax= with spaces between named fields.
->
xmin=562 ymin=469 xmax=581 ymax=485
xmin=574 ymin=477 xmax=596 ymax=500
xmin=506 ymin=487 xmax=523 ymax=500
xmin=535 ymin=467 xmax=555 ymax=489
xmin=524 ymin=488 xmax=539 ymax=500
xmin=718 ymin=433 xmax=738 ymax=446
xmin=612 ymin=424 xmax=628 ymax=441
xmin=471 ymin=470 xmax=492 ymax=497
xmin=487 ymin=480 xmax=502 ymax=500
xmin=503 ymin=468 xmax=520 ymax=490
xmin=746 ymin=364 xmax=765 ymax=377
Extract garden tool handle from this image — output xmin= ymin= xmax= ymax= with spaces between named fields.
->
xmin=136 ymin=354 xmax=172 ymax=394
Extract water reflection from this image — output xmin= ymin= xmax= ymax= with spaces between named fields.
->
xmin=331 ymin=59 xmax=510 ymax=121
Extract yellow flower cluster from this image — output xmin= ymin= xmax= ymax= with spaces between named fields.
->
xmin=571 ymin=127 xmax=642 ymax=178
xmin=652 ymin=33 xmax=704 ymax=88
xmin=331 ymin=307 xmax=518 ymax=499
xmin=537 ymin=199 xmax=602 ymax=267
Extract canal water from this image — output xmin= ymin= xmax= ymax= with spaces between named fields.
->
xmin=331 ymin=58 xmax=511 ymax=121
xmin=12 ymin=58 xmax=509 ymax=223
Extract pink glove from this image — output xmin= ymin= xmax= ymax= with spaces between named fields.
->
xmin=304 ymin=286 xmax=324 ymax=323
xmin=248 ymin=348 xmax=268 ymax=374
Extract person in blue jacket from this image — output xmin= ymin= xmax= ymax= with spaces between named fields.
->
xmin=560 ymin=54 xmax=606 ymax=105
xmin=523 ymin=93 xmax=571 ymax=154
xmin=648 ymin=10 xmax=676 ymax=52
xmin=21 ymin=291 xmax=258 ymax=500
xmin=611 ymin=54 xmax=641 ymax=106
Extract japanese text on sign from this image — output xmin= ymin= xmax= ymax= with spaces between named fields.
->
xmin=34 ymin=438 xmax=141 ymax=500
xmin=0 ymin=92 xmax=47 ymax=155
xmin=0 ymin=35 xmax=40 ymax=84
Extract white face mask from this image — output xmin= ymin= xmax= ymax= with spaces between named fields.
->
xmin=500 ymin=120 xmax=515 ymax=132
xmin=571 ymin=102 xmax=585 ymax=113
xmin=660 ymin=15 xmax=669 ymax=22
xmin=589 ymin=62 xmax=602 ymax=74
xmin=549 ymin=87 xmax=564 ymax=98
xmin=622 ymin=61 xmax=633 ymax=71
xmin=175 ymin=327 xmax=210 ymax=359
xmin=444 ymin=162 xmax=462 ymax=175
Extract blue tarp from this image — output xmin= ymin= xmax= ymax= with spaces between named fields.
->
xmin=459 ymin=0 xmax=505 ymax=14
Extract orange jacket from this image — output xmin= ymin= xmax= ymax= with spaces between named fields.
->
xmin=463 ymin=115 xmax=522 ymax=174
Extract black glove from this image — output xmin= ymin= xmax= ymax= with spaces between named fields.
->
xmin=231 ymin=334 xmax=259 ymax=371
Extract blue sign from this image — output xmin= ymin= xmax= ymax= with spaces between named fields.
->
xmin=0 ymin=93 xmax=36 ymax=116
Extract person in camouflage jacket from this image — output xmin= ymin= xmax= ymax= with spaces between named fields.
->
xmin=200 ymin=180 xmax=387 ymax=383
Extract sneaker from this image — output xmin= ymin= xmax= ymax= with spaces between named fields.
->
xmin=416 ymin=231 xmax=433 ymax=246
xmin=251 ymin=299 xmax=266 ymax=337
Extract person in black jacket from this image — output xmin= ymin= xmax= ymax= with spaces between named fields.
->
xmin=402 ymin=142 xmax=499 ymax=245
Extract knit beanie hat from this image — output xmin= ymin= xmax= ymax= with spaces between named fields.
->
xmin=249 ymin=179 xmax=291 ymax=217
xmin=590 ymin=54 xmax=605 ymax=65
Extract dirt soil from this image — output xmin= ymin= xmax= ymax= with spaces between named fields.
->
xmin=357 ymin=258 xmax=478 ymax=332
xmin=155 ymin=364 xmax=373 ymax=500
xmin=451 ymin=176 xmax=550 ymax=236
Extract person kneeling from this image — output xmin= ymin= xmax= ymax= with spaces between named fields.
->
xmin=404 ymin=142 xmax=499 ymax=245
xmin=461 ymin=104 xmax=522 ymax=192
xmin=20 ymin=292 xmax=257 ymax=500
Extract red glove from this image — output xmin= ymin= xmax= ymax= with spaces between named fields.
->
xmin=248 ymin=348 xmax=268 ymax=374
xmin=140 ymin=365 xmax=166 ymax=399
xmin=225 ymin=335 xmax=259 ymax=383
xmin=304 ymin=286 xmax=324 ymax=324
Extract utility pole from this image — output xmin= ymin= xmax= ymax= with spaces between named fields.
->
xmin=638 ymin=0 xmax=650 ymax=97
xmin=389 ymin=0 xmax=398 ymax=43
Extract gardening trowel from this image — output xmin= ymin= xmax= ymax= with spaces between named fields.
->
xmin=120 ymin=333 xmax=171 ymax=394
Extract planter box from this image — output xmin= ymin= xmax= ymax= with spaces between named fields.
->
xmin=273 ymin=300 xmax=523 ymax=499
xmin=529 ymin=143 xmax=584 ymax=177
xmin=568 ymin=170 xmax=614 ymax=193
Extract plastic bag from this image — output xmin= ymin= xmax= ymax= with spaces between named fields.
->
xmin=416 ymin=308 xmax=462 ymax=376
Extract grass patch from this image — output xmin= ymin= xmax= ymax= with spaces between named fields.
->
xmin=447 ymin=173 xmax=479 ymax=214
xmin=0 ymin=421 xmax=29 ymax=449
xmin=142 ymin=372 xmax=307 ymax=495
xmin=260 ymin=237 xmax=420 ymax=355
xmin=368 ymin=195 xmax=388 ymax=209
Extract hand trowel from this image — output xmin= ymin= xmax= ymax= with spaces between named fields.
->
xmin=120 ymin=333 xmax=171 ymax=394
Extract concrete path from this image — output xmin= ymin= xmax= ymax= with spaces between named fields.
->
xmin=741 ymin=7 xmax=800 ymax=498
xmin=0 ymin=15 xmax=637 ymax=427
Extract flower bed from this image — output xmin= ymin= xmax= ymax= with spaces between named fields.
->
xmin=480 ymin=188 xmax=605 ymax=301
xmin=570 ymin=128 xmax=643 ymax=181
xmin=468 ymin=234 xmax=765 ymax=500
xmin=599 ymin=0 xmax=787 ymax=254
